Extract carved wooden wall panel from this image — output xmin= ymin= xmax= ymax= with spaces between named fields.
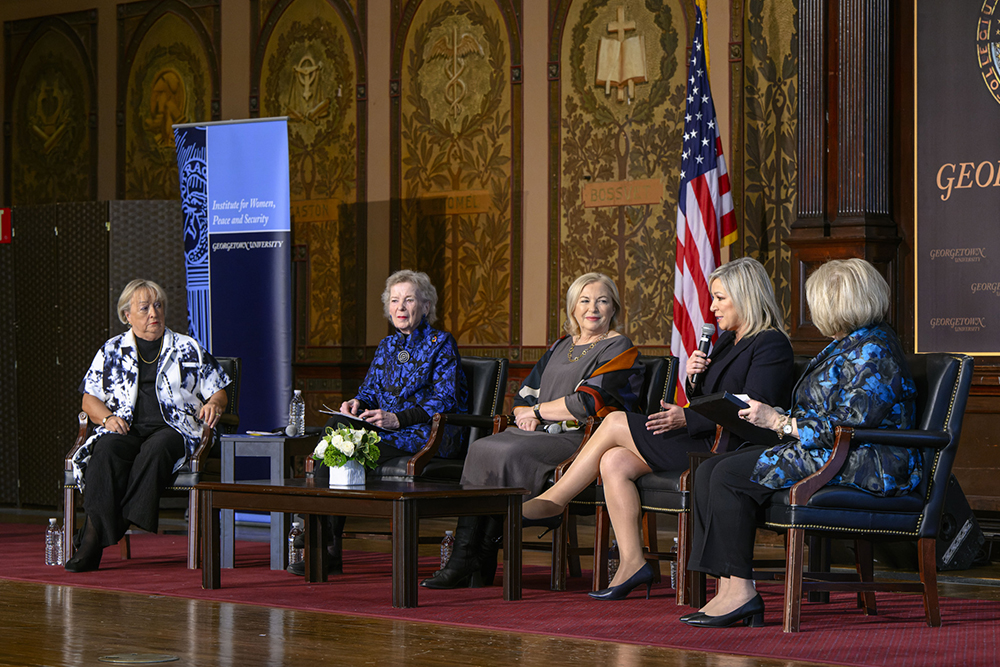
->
xmin=391 ymin=0 xmax=522 ymax=349
xmin=3 ymin=10 xmax=97 ymax=206
xmin=731 ymin=0 xmax=798 ymax=327
xmin=549 ymin=0 xmax=692 ymax=346
xmin=252 ymin=0 xmax=367 ymax=358
xmin=118 ymin=0 xmax=221 ymax=199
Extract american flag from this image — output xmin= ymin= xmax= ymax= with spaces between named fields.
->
xmin=670 ymin=6 xmax=736 ymax=405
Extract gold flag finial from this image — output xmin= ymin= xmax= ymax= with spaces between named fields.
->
xmin=696 ymin=0 xmax=710 ymax=76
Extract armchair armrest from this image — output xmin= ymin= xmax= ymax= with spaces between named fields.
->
xmin=407 ymin=412 xmax=510 ymax=476
xmin=788 ymin=426 xmax=952 ymax=506
xmin=848 ymin=428 xmax=950 ymax=449
xmin=191 ymin=414 xmax=239 ymax=473
xmin=555 ymin=416 xmax=600 ymax=479
xmin=65 ymin=412 xmax=90 ymax=469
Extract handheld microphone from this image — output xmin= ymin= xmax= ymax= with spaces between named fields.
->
xmin=285 ymin=424 xmax=298 ymax=437
xmin=692 ymin=323 xmax=716 ymax=391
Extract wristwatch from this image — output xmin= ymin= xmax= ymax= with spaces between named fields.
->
xmin=102 ymin=414 xmax=112 ymax=426
xmin=777 ymin=415 xmax=793 ymax=439
xmin=532 ymin=404 xmax=542 ymax=421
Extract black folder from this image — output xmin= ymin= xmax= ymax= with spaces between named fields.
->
xmin=317 ymin=408 xmax=391 ymax=433
xmin=687 ymin=392 xmax=782 ymax=447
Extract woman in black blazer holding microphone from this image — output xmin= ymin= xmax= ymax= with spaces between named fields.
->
xmin=522 ymin=257 xmax=796 ymax=600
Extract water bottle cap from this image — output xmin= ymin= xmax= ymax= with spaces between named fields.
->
xmin=294 ymin=389 xmax=302 ymax=396
xmin=445 ymin=530 xmax=453 ymax=536
xmin=49 ymin=518 xmax=58 ymax=525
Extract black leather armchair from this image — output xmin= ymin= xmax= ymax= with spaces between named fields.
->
xmin=63 ymin=356 xmax=241 ymax=570
xmin=760 ymin=352 xmax=973 ymax=631
xmin=367 ymin=356 xmax=509 ymax=480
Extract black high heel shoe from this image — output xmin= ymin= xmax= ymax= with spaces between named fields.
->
xmin=588 ymin=562 xmax=655 ymax=600
xmin=678 ymin=611 xmax=705 ymax=622
xmin=64 ymin=543 xmax=103 ymax=573
xmin=682 ymin=593 xmax=764 ymax=628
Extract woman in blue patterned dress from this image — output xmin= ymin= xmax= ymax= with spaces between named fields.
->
xmin=682 ymin=258 xmax=918 ymax=628
xmin=288 ymin=270 xmax=468 ymax=576
xmin=67 ymin=279 xmax=231 ymax=572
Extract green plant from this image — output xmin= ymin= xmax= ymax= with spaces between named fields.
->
xmin=312 ymin=425 xmax=381 ymax=469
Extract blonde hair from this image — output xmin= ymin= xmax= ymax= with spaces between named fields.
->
xmin=381 ymin=270 xmax=438 ymax=325
xmin=117 ymin=279 xmax=167 ymax=325
xmin=806 ymin=258 xmax=889 ymax=338
xmin=564 ymin=273 xmax=621 ymax=337
xmin=708 ymin=257 xmax=787 ymax=338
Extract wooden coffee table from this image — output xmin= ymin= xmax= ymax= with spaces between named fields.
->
xmin=198 ymin=478 xmax=526 ymax=608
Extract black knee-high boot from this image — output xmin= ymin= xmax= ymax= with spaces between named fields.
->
xmin=420 ymin=516 xmax=487 ymax=589
xmin=478 ymin=515 xmax=505 ymax=586
xmin=288 ymin=514 xmax=345 ymax=576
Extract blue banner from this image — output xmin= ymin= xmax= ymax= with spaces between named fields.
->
xmin=174 ymin=118 xmax=292 ymax=431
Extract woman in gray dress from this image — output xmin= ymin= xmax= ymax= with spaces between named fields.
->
xmin=421 ymin=272 xmax=645 ymax=589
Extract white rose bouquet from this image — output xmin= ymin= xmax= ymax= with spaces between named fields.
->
xmin=312 ymin=425 xmax=381 ymax=470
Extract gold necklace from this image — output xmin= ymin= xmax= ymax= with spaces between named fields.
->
xmin=136 ymin=337 xmax=163 ymax=365
xmin=567 ymin=331 xmax=609 ymax=362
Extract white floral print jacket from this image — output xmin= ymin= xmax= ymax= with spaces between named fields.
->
xmin=72 ymin=328 xmax=231 ymax=489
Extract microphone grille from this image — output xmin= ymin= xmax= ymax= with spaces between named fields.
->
xmin=701 ymin=323 xmax=716 ymax=337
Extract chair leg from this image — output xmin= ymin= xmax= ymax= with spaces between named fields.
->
xmin=783 ymin=527 xmax=806 ymax=633
xmin=119 ymin=534 xmax=131 ymax=559
xmin=854 ymin=539 xmax=877 ymax=615
xmin=592 ymin=505 xmax=611 ymax=591
xmin=918 ymin=537 xmax=941 ymax=627
xmin=641 ymin=512 xmax=662 ymax=584
xmin=550 ymin=507 xmax=570 ymax=591
xmin=63 ymin=485 xmax=76 ymax=563
xmin=676 ymin=509 xmax=690 ymax=606
xmin=566 ymin=514 xmax=582 ymax=579
xmin=188 ymin=487 xmax=200 ymax=570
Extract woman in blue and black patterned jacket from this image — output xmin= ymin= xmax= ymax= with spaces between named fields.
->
xmin=682 ymin=258 xmax=918 ymax=629
xmin=287 ymin=269 xmax=468 ymax=576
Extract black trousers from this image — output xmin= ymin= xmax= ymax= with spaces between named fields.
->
xmin=687 ymin=445 xmax=776 ymax=580
xmin=82 ymin=426 xmax=186 ymax=548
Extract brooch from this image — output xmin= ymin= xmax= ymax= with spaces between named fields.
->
xmin=397 ymin=350 xmax=410 ymax=363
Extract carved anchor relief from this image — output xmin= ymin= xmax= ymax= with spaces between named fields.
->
xmin=31 ymin=79 xmax=71 ymax=154
xmin=286 ymin=54 xmax=331 ymax=123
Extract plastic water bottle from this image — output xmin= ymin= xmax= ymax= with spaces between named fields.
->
xmin=287 ymin=520 xmax=303 ymax=567
xmin=670 ymin=537 xmax=679 ymax=589
xmin=288 ymin=389 xmax=305 ymax=436
xmin=440 ymin=530 xmax=455 ymax=569
xmin=608 ymin=539 xmax=620 ymax=581
xmin=45 ymin=518 xmax=63 ymax=566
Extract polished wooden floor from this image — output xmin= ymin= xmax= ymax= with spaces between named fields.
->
xmin=3 ymin=511 xmax=998 ymax=667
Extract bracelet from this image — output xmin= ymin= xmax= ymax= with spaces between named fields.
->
xmin=102 ymin=414 xmax=112 ymax=426
xmin=775 ymin=414 xmax=789 ymax=438
xmin=533 ymin=404 xmax=542 ymax=421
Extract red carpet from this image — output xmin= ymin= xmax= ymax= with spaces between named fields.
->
xmin=3 ymin=523 xmax=999 ymax=666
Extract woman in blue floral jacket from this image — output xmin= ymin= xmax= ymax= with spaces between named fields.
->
xmin=682 ymin=258 xmax=917 ymax=628
xmin=67 ymin=279 xmax=230 ymax=573
xmin=288 ymin=270 xmax=468 ymax=576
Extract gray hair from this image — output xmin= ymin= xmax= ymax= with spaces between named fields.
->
xmin=709 ymin=257 xmax=787 ymax=339
xmin=117 ymin=279 xmax=167 ymax=325
xmin=564 ymin=272 xmax=622 ymax=337
xmin=806 ymin=258 xmax=889 ymax=338
xmin=381 ymin=270 xmax=438 ymax=325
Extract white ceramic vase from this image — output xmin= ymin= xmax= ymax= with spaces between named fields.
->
xmin=328 ymin=459 xmax=365 ymax=487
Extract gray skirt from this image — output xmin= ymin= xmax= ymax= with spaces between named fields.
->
xmin=460 ymin=428 xmax=585 ymax=498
